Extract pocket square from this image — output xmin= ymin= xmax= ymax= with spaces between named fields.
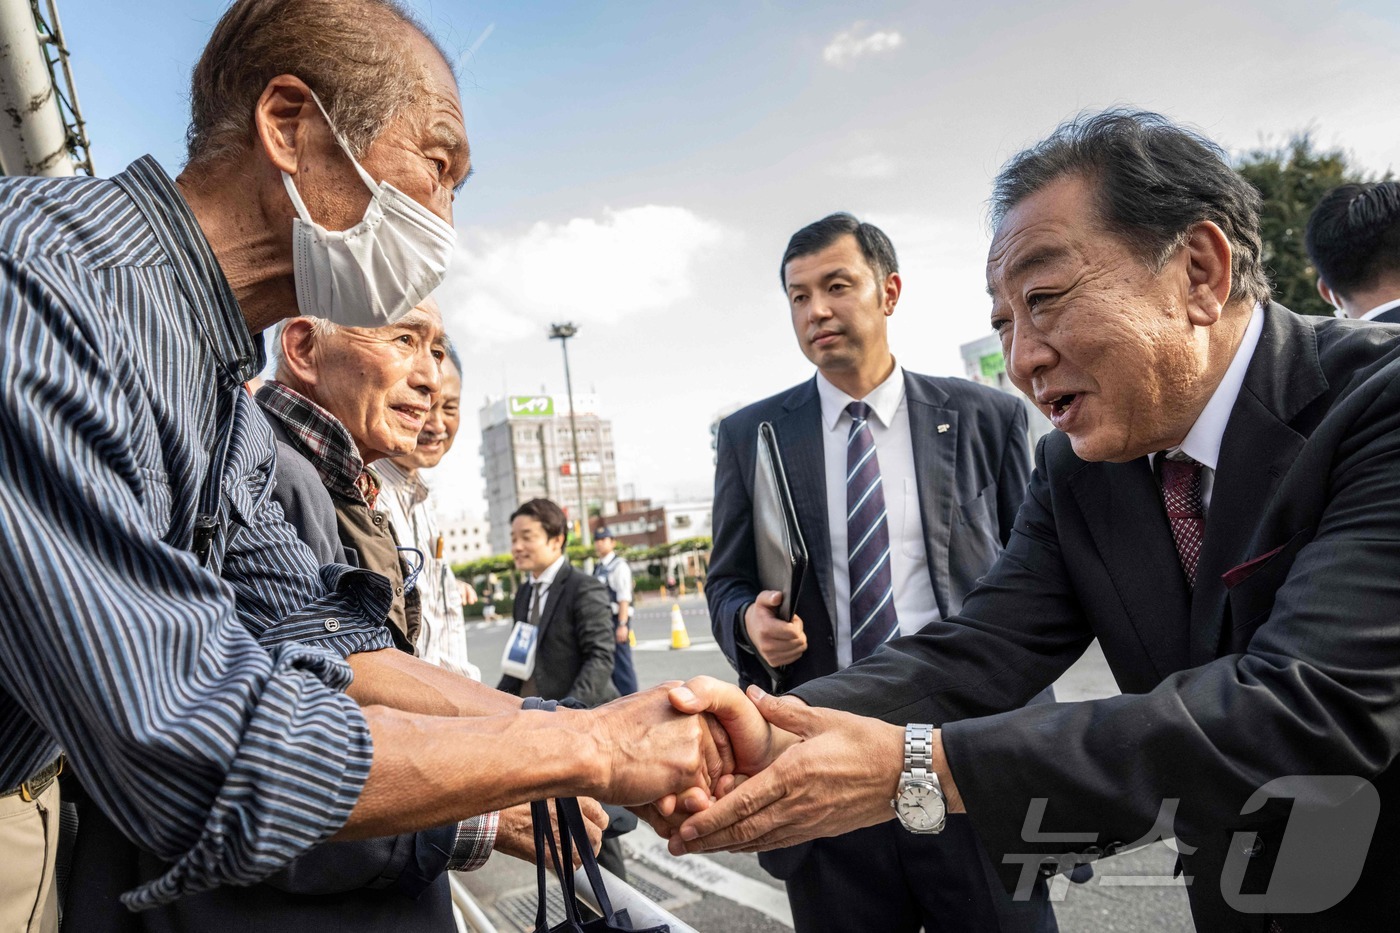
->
xmin=1222 ymin=545 xmax=1285 ymax=589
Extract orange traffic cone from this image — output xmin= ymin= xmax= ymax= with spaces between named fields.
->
xmin=669 ymin=604 xmax=691 ymax=650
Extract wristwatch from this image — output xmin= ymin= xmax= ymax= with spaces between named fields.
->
xmin=892 ymin=723 xmax=946 ymax=834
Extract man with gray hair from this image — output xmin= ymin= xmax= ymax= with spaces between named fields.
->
xmin=666 ymin=110 xmax=1400 ymax=930
xmin=371 ymin=313 xmax=481 ymax=681
xmin=0 ymin=0 xmax=724 ymax=925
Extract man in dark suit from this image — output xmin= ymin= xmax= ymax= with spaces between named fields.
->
xmin=671 ymin=111 xmax=1400 ymax=931
xmin=1305 ymin=181 xmax=1400 ymax=323
xmin=498 ymin=498 xmax=618 ymax=708
xmin=497 ymin=498 xmax=629 ymax=878
xmin=707 ymin=213 xmax=1058 ymax=932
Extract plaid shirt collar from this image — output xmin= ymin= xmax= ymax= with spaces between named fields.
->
xmin=255 ymin=381 xmax=381 ymax=507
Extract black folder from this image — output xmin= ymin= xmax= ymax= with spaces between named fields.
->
xmin=754 ymin=421 xmax=808 ymax=623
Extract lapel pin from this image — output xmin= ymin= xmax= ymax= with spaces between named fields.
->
xmin=937 ymin=423 xmax=950 ymax=434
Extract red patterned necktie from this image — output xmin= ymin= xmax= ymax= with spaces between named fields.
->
xmin=1159 ymin=455 xmax=1205 ymax=588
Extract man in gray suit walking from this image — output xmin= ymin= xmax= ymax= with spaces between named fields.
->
xmin=706 ymin=214 xmax=1059 ymax=932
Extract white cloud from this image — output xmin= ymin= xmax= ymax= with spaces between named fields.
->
xmin=831 ymin=152 xmax=898 ymax=179
xmin=822 ymin=23 xmax=904 ymax=67
xmin=434 ymin=205 xmax=725 ymax=346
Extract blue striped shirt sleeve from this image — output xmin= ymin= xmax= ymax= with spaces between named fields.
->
xmin=218 ymin=401 xmax=397 ymax=658
xmin=0 ymin=252 xmax=378 ymax=909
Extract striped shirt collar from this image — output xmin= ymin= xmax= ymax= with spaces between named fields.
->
xmin=111 ymin=156 xmax=262 ymax=385
xmin=373 ymin=457 xmax=430 ymax=507
xmin=256 ymin=380 xmax=381 ymax=507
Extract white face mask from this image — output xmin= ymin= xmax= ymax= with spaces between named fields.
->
xmin=281 ymin=93 xmax=457 ymax=328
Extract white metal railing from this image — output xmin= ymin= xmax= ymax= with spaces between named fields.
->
xmin=0 ymin=0 xmax=91 ymax=176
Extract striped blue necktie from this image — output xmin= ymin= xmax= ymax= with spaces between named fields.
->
xmin=846 ymin=401 xmax=899 ymax=661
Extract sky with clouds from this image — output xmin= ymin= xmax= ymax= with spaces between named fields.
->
xmin=55 ymin=0 xmax=1400 ymax=526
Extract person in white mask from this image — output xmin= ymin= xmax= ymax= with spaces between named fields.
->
xmin=280 ymin=90 xmax=457 ymax=329
xmin=4 ymin=2 xmax=729 ymax=930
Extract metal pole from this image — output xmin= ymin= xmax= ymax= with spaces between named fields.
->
xmin=0 ymin=0 xmax=71 ymax=175
xmin=537 ymin=425 xmax=550 ymax=498
xmin=557 ymin=333 xmax=591 ymax=547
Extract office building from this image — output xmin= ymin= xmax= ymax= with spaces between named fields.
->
xmin=439 ymin=513 xmax=493 ymax=565
xmin=479 ymin=393 xmax=619 ymax=554
xmin=590 ymin=499 xmax=713 ymax=548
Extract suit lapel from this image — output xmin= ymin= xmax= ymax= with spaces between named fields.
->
xmin=775 ymin=379 xmax=834 ymax=617
xmin=1072 ymin=458 xmax=1192 ymax=679
xmin=905 ymin=374 xmax=958 ymax=618
xmin=1189 ymin=305 xmax=1323 ymax=664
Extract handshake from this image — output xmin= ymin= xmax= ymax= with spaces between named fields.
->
xmin=574 ymin=676 xmax=962 ymax=856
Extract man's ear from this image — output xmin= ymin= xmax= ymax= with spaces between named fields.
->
xmin=1316 ymin=277 xmax=1342 ymax=311
xmin=278 ymin=318 xmax=322 ymax=390
xmin=1182 ymin=221 xmax=1233 ymax=327
xmin=882 ymin=271 xmax=903 ymax=316
xmin=253 ymin=75 xmax=320 ymax=176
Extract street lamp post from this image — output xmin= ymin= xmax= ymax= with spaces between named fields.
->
xmin=549 ymin=322 xmax=591 ymax=548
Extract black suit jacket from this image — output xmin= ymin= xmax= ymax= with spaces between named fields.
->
xmin=707 ymin=370 xmax=1034 ymax=879
xmin=708 ymin=370 xmax=1031 ymax=692
xmin=499 ymin=563 xmax=619 ymax=708
xmin=797 ymin=306 xmax=1400 ymax=930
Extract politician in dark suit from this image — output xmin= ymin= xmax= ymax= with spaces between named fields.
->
xmin=706 ymin=213 xmax=1058 ymax=932
xmin=669 ymin=111 xmax=1400 ymax=932
xmin=498 ymin=498 xmax=618 ymax=709
xmin=1305 ymin=180 xmax=1400 ymax=325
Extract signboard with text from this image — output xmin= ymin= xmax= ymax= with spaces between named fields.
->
xmin=509 ymin=396 xmax=555 ymax=417
xmin=979 ymin=352 xmax=1006 ymax=379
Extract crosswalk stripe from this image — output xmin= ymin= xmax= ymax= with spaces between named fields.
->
xmin=623 ymin=832 xmax=792 ymax=927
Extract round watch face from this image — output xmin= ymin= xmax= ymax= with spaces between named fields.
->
xmin=896 ymin=781 xmax=946 ymax=832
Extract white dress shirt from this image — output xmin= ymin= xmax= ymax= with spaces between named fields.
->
xmin=527 ymin=554 xmax=569 ymax=621
xmin=1148 ymin=304 xmax=1264 ymax=512
xmin=597 ymin=552 xmax=634 ymax=614
xmin=373 ymin=459 xmax=479 ymax=681
xmin=1360 ymin=298 xmax=1400 ymax=322
xmin=816 ymin=364 xmax=942 ymax=669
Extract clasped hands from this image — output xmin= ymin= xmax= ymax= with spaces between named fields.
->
xmin=583 ymin=675 xmax=961 ymax=857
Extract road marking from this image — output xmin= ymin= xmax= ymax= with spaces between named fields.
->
xmin=468 ymin=619 xmax=511 ymax=631
xmin=632 ymin=638 xmax=721 ymax=652
xmin=623 ymin=832 xmax=793 ymax=927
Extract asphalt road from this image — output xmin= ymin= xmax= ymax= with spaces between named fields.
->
xmin=461 ymin=593 xmax=1194 ymax=933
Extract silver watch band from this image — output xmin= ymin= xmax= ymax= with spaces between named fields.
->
xmin=904 ymin=723 xmax=935 ymax=783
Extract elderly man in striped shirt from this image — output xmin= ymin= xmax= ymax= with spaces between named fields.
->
xmin=0 ymin=1 xmax=730 ymax=928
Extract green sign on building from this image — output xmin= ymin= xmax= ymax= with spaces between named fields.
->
xmin=509 ymin=395 xmax=555 ymax=417
xmin=979 ymin=351 xmax=1006 ymax=379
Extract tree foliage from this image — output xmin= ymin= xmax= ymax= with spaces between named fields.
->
xmin=1235 ymin=134 xmax=1373 ymax=317
xmin=451 ymin=535 xmax=713 ymax=582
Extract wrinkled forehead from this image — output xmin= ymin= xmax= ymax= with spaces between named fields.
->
xmin=985 ymin=176 xmax=1101 ymax=299
xmin=393 ymin=28 xmax=469 ymax=156
xmin=407 ymin=300 xmax=444 ymax=328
